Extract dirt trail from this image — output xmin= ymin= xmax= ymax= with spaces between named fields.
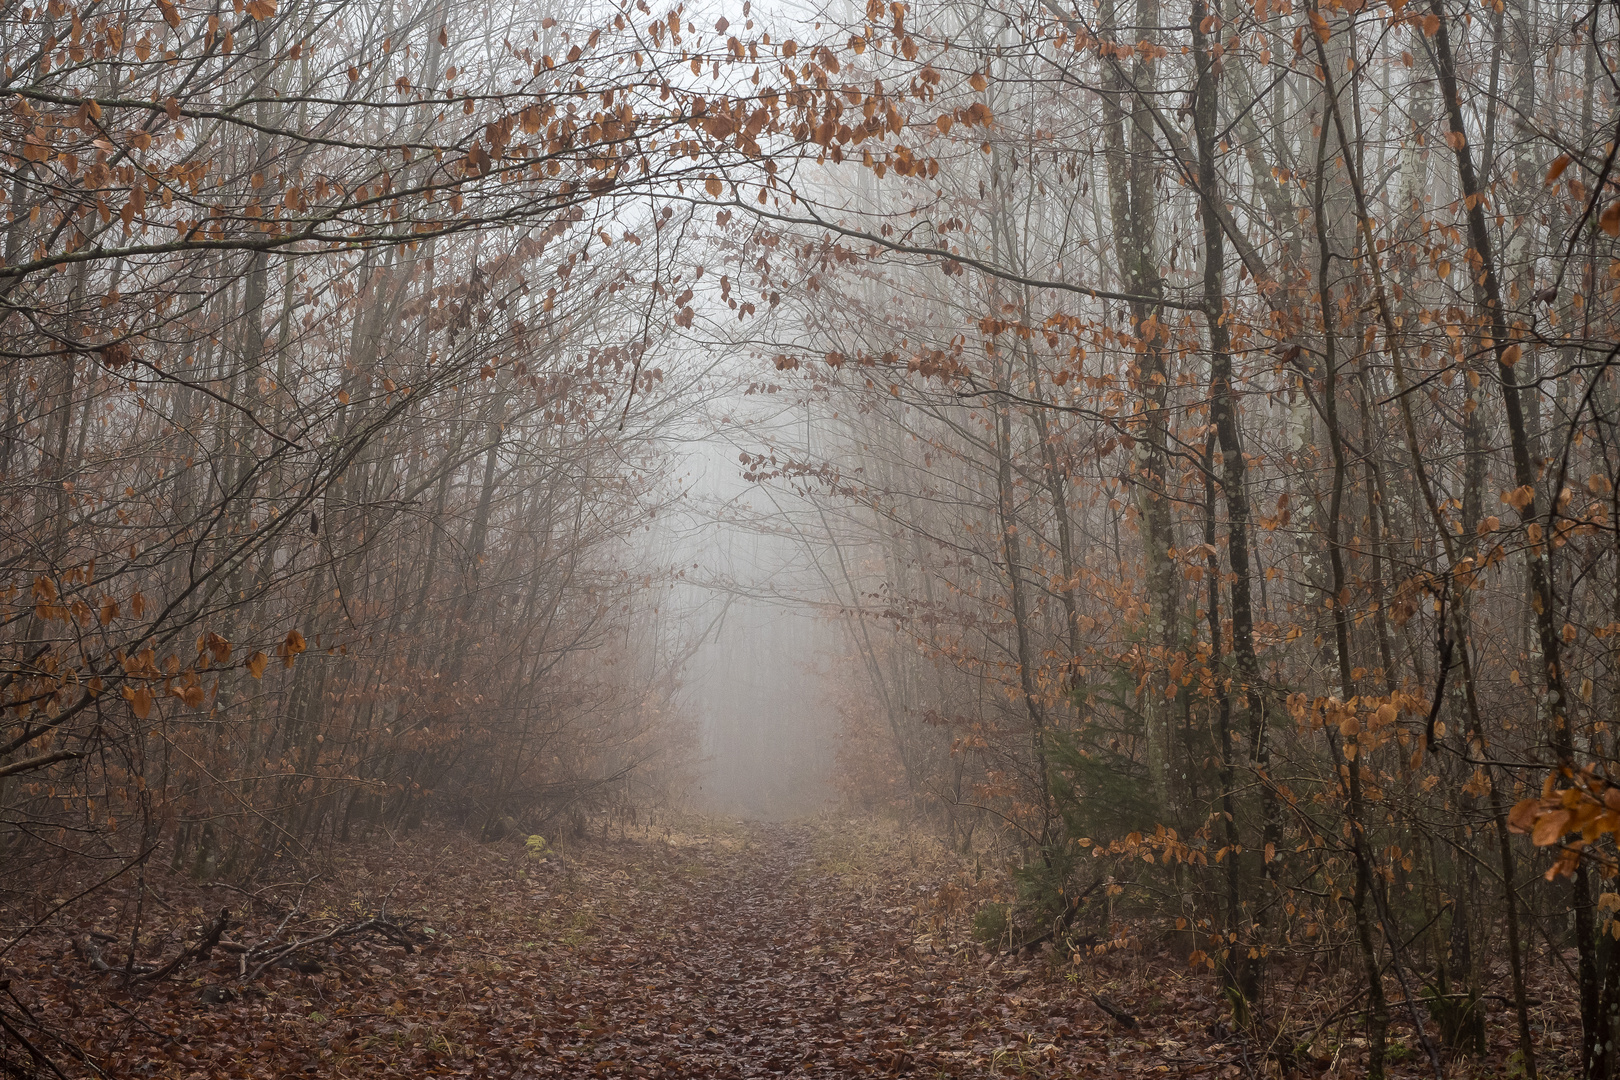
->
xmin=536 ymin=824 xmax=960 ymax=1076
xmin=12 ymin=821 xmax=1228 ymax=1078
xmin=512 ymin=822 xmax=1182 ymax=1077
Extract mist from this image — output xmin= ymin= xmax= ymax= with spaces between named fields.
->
xmin=4 ymin=0 xmax=1618 ymax=1072
xmin=647 ymin=393 xmax=843 ymax=818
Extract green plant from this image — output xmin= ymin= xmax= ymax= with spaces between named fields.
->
xmin=1421 ymin=986 xmax=1486 ymax=1056
xmin=972 ymin=901 xmax=1009 ymax=945
xmin=1224 ymin=985 xmax=1252 ymax=1032
xmin=1045 ymin=724 xmax=1157 ymax=846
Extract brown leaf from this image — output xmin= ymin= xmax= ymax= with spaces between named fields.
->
xmin=1601 ymin=201 xmax=1620 ymax=237
xmin=1531 ymin=808 xmax=1572 ymax=847
xmin=1501 ymin=484 xmax=1535 ymax=511
xmin=1508 ymin=797 xmax=1541 ymax=833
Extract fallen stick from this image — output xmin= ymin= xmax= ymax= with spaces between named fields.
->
xmin=135 ymin=908 xmax=229 ymax=983
xmin=241 ymin=914 xmax=427 ymax=983
xmin=75 ymin=909 xmax=228 ymax=982
xmin=1090 ymin=993 xmax=1138 ymax=1029
xmin=76 ymin=908 xmax=428 ymax=986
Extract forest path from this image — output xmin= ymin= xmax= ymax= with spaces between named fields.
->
xmin=537 ymin=822 xmax=963 ymax=1076
xmin=24 ymin=820 xmax=1233 ymax=1078
xmin=514 ymin=820 xmax=1200 ymax=1077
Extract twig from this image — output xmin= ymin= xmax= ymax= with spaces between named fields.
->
xmin=241 ymin=914 xmax=426 ymax=983
xmin=1002 ymin=878 xmax=1104 ymax=955
xmin=0 ymin=998 xmax=106 ymax=1080
xmin=0 ymin=1008 xmax=66 ymax=1080
xmin=135 ymin=908 xmax=230 ymax=983
xmin=0 ymin=843 xmax=159 ymax=963
xmin=1090 ymin=993 xmax=1138 ymax=1029
xmin=0 ymin=750 xmax=83 ymax=780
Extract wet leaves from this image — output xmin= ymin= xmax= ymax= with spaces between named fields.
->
xmin=7 ymin=822 xmax=1260 ymax=1078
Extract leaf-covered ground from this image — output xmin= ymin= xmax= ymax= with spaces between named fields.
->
xmin=0 ymin=819 xmax=1564 ymax=1077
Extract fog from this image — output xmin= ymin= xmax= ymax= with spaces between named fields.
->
xmin=651 ymin=392 xmax=843 ymax=819
xmin=685 ymin=572 xmax=839 ymax=819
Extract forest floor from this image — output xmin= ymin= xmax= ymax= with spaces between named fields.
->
xmin=0 ymin=817 xmax=1571 ymax=1078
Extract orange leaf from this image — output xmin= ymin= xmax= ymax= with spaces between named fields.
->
xmin=278 ymin=629 xmax=308 ymax=668
xmin=705 ymin=176 xmax=724 ymax=197
xmin=1501 ymin=484 xmax=1535 ymax=511
xmin=1531 ymin=808 xmax=1572 ymax=847
xmin=1545 ymin=154 xmax=1573 ymax=185
xmin=247 ymin=651 xmax=268 ymax=679
xmin=131 ymin=686 xmax=154 ymax=719
xmin=155 ymin=0 xmax=180 ymax=27
xmin=1508 ymin=797 xmax=1540 ymax=832
xmin=1602 ymin=201 xmax=1620 ymax=237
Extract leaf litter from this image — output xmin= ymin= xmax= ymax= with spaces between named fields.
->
xmin=1 ymin=819 xmax=1423 ymax=1077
